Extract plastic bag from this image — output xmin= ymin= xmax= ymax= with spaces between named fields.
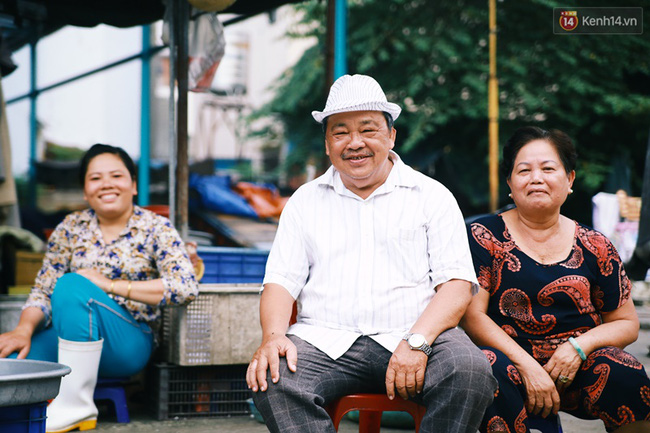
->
xmin=188 ymin=13 xmax=226 ymax=92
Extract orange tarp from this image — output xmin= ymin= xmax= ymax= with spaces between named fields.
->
xmin=233 ymin=182 xmax=288 ymax=219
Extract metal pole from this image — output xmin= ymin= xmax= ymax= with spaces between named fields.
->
xmin=325 ymin=0 xmax=335 ymax=88
xmin=333 ymin=0 xmax=347 ymax=80
xmin=168 ymin=0 xmax=177 ymax=226
xmin=7 ymin=46 xmax=167 ymax=106
xmin=175 ymin=0 xmax=190 ymax=239
xmin=488 ymin=0 xmax=499 ymax=212
xmin=139 ymin=24 xmax=152 ymax=206
xmin=29 ymin=40 xmax=37 ymax=208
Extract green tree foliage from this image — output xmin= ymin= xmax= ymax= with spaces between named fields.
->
xmin=253 ymin=0 xmax=650 ymax=221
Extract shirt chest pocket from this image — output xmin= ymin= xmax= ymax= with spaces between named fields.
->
xmin=386 ymin=227 xmax=429 ymax=285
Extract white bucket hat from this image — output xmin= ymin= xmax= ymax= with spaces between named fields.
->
xmin=311 ymin=74 xmax=402 ymax=124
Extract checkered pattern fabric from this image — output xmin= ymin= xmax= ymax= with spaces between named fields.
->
xmin=252 ymin=327 xmax=496 ymax=433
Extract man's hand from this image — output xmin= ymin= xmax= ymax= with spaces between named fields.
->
xmin=385 ymin=341 xmax=428 ymax=400
xmin=246 ymin=334 xmax=297 ymax=392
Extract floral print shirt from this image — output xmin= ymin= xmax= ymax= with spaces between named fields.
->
xmin=24 ymin=206 xmax=198 ymax=325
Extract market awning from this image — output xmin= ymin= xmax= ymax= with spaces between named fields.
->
xmin=0 ymin=0 xmax=304 ymax=54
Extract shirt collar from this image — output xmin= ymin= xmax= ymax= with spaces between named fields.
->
xmin=317 ymin=150 xmax=418 ymax=198
xmin=84 ymin=205 xmax=143 ymax=238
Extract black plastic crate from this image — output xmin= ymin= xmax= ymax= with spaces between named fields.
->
xmin=149 ymin=363 xmax=252 ymax=419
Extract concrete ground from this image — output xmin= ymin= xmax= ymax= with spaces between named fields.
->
xmin=93 ymin=305 xmax=650 ymax=433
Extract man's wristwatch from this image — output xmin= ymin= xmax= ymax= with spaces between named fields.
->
xmin=402 ymin=333 xmax=433 ymax=356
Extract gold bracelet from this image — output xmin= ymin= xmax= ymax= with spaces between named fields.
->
xmin=126 ymin=281 xmax=132 ymax=299
xmin=109 ymin=281 xmax=115 ymax=294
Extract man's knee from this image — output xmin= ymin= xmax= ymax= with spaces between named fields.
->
xmin=250 ymin=361 xmax=292 ymax=423
xmin=251 ymin=389 xmax=281 ymax=432
xmin=433 ymin=344 xmax=497 ymax=402
xmin=252 ymin=362 xmax=300 ymax=404
xmin=251 ymin=369 xmax=329 ymax=433
xmin=461 ymin=348 xmax=496 ymax=391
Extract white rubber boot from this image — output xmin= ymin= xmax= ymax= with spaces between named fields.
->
xmin=46 ymin=338 xmax=103 ymax=433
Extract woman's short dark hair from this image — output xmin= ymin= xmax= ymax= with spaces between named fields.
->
xmin=79 ymin=144 xmax=137 ymax=186
xmin=501 ymin=126 xmax=577 ymax=179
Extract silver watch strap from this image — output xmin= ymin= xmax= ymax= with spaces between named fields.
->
xmin=402 ymin=333 xmax=433 ymax=356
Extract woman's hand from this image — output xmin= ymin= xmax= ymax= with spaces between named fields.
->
xmin=75 ymin=268 xmax=111 ymax=293
xmin=0 ymin=328 xmax=32 ymax=359
xmin=543 ymin=341 xmax=583 ymax=393
xmin=518 ymin=360 xmax=561 ymax=418
xmin=185 ymin=241 xmax=200 ymax=267
xmin=0 ymin=307 xmax=44 ymax=359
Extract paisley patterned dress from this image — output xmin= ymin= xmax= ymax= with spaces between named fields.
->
xmin=468 ymin=214 xmax=650 ymax=433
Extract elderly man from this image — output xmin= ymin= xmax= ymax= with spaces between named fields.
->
xmin=247 ymin=74 xmax=496 ymax=433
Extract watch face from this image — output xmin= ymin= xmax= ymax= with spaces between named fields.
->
xmin=408 ymin=334 xmax=426 ymax=348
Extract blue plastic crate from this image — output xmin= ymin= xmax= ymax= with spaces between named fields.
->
xmin=197 ymin=247 xmax=269 ymax=284
xmin=0 ymin=401 xmax=47 ymax=433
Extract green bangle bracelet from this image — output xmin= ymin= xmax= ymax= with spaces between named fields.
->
xmin=568 ymin=337 xmax=587 ymax=361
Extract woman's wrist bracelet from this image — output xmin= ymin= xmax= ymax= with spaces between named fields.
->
xmin=126 ymin=281 xmax=132 ymax=299
xmin=568 ymin=337 xmax=587 ymax=361
xmin=109 ymin=281 xmax=115 ymax=294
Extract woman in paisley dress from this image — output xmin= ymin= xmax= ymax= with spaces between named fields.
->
xmin=0 ymin=144 xmax=199 ymax=433
xmin=461 ymin=127 xmax=650 ymax=433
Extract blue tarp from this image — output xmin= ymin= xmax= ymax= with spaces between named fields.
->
xmin=189 ymin=174 xmax=258 ymax=218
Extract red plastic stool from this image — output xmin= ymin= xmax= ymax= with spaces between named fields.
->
xmin=93 ymin=378 xmax=130 ymax=423
xmin=326 ymin=393 xmax=426 ymax=432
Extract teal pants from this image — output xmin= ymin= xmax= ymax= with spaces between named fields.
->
xmin=14 ymin=273 xmax=154 ymax=378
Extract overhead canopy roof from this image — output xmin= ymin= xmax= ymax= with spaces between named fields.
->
xmin=0 ymin=0 xmax=303 ymax=58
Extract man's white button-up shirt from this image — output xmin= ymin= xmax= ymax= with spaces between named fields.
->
xmin=263 ymin=151 xmax=478 ymax=359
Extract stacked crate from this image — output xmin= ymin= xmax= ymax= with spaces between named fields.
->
xmin=150 ymin=247 xmax=268 ymax=419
